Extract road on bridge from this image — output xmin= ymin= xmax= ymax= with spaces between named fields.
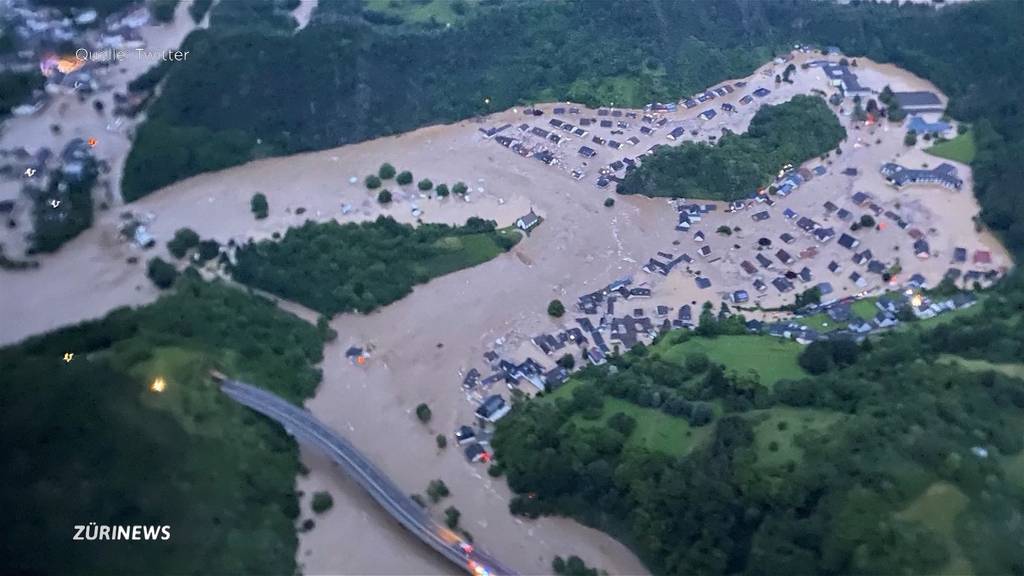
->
xmin=218 ymin=377 xmax=517 ymax=576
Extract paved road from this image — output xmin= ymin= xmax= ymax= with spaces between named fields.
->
xmin=219 ymin=378 xmax=516 ymax=576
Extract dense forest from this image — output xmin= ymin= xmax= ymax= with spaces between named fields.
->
xmin=230 ymin=216 xmax=519 ymax=315
xmin=493 ymin=278 xmax=1024 ymax=575
xmin=121 ymin=0 xmax=1024 ymax=256
xmin=616 ymin=95 xmax=845 ymax=200
xmin=0 ymin=275 xmax=327 ymax=575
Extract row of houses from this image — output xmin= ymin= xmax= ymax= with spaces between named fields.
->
xmin=881 ymin=162 xmax=962 ymax=190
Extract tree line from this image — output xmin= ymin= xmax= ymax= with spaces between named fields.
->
xmin=230 ymin=216 xmax=518 ymax=315
xmin=617 ymin=95 xmax=845 ymax=200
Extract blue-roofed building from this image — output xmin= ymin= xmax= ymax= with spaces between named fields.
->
xmin=907 ymin=116 xmax=952 ymax=136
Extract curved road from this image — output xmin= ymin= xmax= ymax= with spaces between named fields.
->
xmin=219 ymin=378 xmax=516 ymax=576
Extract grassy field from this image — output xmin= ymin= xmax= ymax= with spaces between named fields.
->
xmin=419 ymin=228 xmax=519 ymax=278
xmin=850 ymin=297 xmax=879 ymax=319
xmin=1005 ymin=452 xmax=1024 ymax=490
xmin=658 ymin=334 xmax=807 ymax=387
xmin=365 ymin=0 xmax=477 ymax=25
xmin=927 ymin=131 xmax=976 ymax=164
xmin=550 ymin=380 xmax=713 ymax=457
xmin=936 ymin=354 xmax=1024 ymax=378
xmin=896 ymin=482 xmax=974 ymax=576
xmin=749 ymin=407 xmax=844 ymax=469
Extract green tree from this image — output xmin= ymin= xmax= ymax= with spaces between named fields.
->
xmin=548 ymin=299 xmax=565 ymax=318
xmin=167 ymin=227 xmax=200 ymax=259
xmin=377 ymin=189 xmax=393 ymax=204
xmin=378 ymin=162 xmax=396 ymax=179
xmin=196 ymin=239 xmax=220 ymax=263
xmin=716 ymin=225 xmax=732 ymax=236
xmin=251 ymin=192 xmax=269 ymax=219
xmin=426 ymin=479 xmax=449 ymax=502
xmin=435 ymin=184 xmax=449 ymax=197
xmin=452 ymin=182 xmax=468 ymax=195
xmin=415 ymin=403 xmax=432 ymax=423
xmin=444 ymin=506 xmax=461 ymax=529
xmin=436 ymin=434 xmax=447 ymax=449
xmin=365 ymin=175 xmax=382 ymax=189
xmin=860 ymin=214 xmax=876 ymax=228
xmin=904 ymin=130 xmax=918 ymax=146
xmin=146 ymin=257 xmax=178 ymax=289
xmin=557 ymin=353 xmax=575 ymax=370
xmin=417 ymin=178 xmax=433 ymax=191
xmin=311 ymin=491 xmax=333 ymax=514
xmin=149 ymin=0 xmax=177 ymax=23
xmin=603 ymin=197 xmax=615 ymax=207
xmin=396 ymin=171 xmax=413 ymax=185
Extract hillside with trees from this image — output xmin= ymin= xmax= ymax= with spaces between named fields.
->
xmin=493 ymin=280 xmax=1024 ymax=575
xmin=0 ymin=275 xmax=327 ymax=575
xmin=230 ymin=216 xmax=519 ymax=315
xmin=121 ymin=0 xmax=1024 ymax=257
xmin=616 ymin=95 xmax=845 ymax=200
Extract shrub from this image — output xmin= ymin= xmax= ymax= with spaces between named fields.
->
xmin=146 ymin=257 xmax=178 ymax=289
xmin=487 ymin=463 xmax=504 ymax=477
xmin=435 ymin=184 xmax=449 ymax=197
xmin=196 ymin=239 xmax=220 ymax=263
xmin=417 ymin=178 xmax=433 ymax=191
xmin=396 ymin=171 xmax=413 ymax=185
xmin=150 ymin=0 xmax=177 ymax=23
xmin=311 ymin=491 xmax=334 ymax=514
xmin=167 ymin=227 xmax=199 ymax=259
xmin=365 ymin=175 xmax=382 ymax=189
xmin=426 ymin=479 xmax=449 ymax=502
xmin=904 ymin=131 xmax=918 ymax=146
xmin=300 ymin=518 xmax=315 ymax=531
xmin=415 ymin=403 xmax=432 ymax=423
xmin=377 ymin=190 xmax=393 ymax=204
xmin=251 ymin=192 xmax=269 ymax=219
xmin=452 ymin=181 xmax=468 ymax=195
xmin=547 ymin=299 xmax=565 ymax=318
xmin=444 ymin=506 xmax=461 ymax=529
xmin=378 ymin=163 xmax=396 ymax=179
xmin=603 ymin=197 xmax=615 ymax=207
xmin=607 ymin=412 xmax=637 ymax=436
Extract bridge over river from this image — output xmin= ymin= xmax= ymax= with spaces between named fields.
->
xmin=219 ymin=378 xmax=516 ymax=576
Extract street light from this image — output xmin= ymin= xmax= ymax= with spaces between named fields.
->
xmin=151 ymin=377 xmax=167 ymax=393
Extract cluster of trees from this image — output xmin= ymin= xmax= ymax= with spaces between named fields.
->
xmin=0 ymin=276 xmax=327 ymax=575
xmin=494 ymin=292 xmax=1024 ymax=574
xmin=29 ymin=163 xmax=98 ymax=254
xmin=617 ymin=96 xmax=845 ymax=200
xmin=230 ymin=216 xmax=518 ymax=315
xmin=0 ymin=70 xmax=43 ymax=118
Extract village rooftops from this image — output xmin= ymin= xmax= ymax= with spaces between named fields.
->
xmin=837 ymin=233 xmax=860 ymax=250
xmin=907 ymin=116 xmax=951 ymax=135
xmin=892 ymin=91 xmax=943 ymax=112
xmin=880 ymin=162 xmax=962 ymax=190
xmin=475 ymin=394 xmax=510 ymax=422
xmin=822 ymin=62 xmax=868 ymax=93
